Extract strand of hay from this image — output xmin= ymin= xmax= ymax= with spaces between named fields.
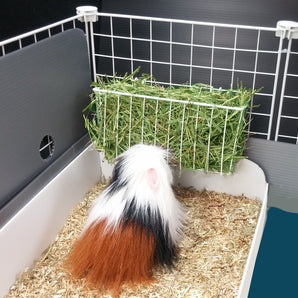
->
xmin=6 ymin=183 xmax=261 ymax=298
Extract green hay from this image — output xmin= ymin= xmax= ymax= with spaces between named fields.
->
xmin=84 ymin=68 xmax=258 ymax=173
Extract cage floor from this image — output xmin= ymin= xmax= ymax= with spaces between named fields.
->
xmin=6 ymin=183 xmax=261 ymax=298
xmin=248 ymin=207 xmax=298 ymax=297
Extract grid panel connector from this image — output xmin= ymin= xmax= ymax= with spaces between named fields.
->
xmin=276 ymin=20 xmax=298 ymax=40
xmin=76 ymin=6 xmax=98 ymax=23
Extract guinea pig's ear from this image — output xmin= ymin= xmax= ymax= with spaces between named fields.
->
xmin=145 ymin=168 xmax=158 ymax=190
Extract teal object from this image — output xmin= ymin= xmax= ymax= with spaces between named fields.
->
xmin=249 ymin=207 xmax=298 ymax=297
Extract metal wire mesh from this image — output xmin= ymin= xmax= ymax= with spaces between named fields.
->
xmin=0 ymin=16 xmax=85 ymax=57
xmin=0 ymin=7 xmax=297 ymax=157
xmin=90 ymin=87 xmax=248 ymax=173
xmin=91 ymin=13 xmax=285 ymax=141
xmin=275 ymin=37 xmax=298 ymax=143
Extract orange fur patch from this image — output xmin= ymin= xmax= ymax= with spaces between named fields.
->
xmin=65 ymin=219 xmax=155 ymax=295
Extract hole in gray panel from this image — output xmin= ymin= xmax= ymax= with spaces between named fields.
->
xmin=39 ymin=135 xmax=54 ymax=159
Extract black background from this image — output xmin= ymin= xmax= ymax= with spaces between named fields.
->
xmin=1 ymin=0 xmax=298 ymax=41
xmin=0 ymin=0 xmax=100 ymax=40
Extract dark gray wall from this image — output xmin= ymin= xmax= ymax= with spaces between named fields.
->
xmin=0 ymin=29 xmax=91 ymax=226
xmin=101 ymin=0 xmax=298 ymax=27
xmin=0 ymin=1 xmax=101 ymax=40
xmin=1 ymin=0 xmax=298 ymax=40
xmin=245 ymin=138 xmax=298 ymax=212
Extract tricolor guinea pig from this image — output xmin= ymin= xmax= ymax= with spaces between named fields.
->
xmin=65 ymin=143 xmax=185 ymax=295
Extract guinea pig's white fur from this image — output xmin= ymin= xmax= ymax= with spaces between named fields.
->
xmin=84 ymin=143 xmax=185 ymax=246
xmin=66 ymin=144 xmax=186 ymax=293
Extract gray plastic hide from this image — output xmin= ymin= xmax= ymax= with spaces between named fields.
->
xmin=0 ymin=29 xmax=91 ymax=219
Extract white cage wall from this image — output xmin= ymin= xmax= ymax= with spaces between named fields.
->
xmin=1 ymin=7 xmax=297 ymax=146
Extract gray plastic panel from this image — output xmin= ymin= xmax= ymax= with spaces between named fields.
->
xmin=245 ymin=138 xmax=298 ymax=212
xmin=0 ymin=29 xmax=91 ymax=209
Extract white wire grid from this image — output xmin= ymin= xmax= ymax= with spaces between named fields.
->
xmin=90 ymin=13 xmax=298 ymax=144
xmin=0 ymin=16 xmax=78 ymax=56
xmin=0 ymin=8 xmax=297 ymax=146
xmin=92 ymin=88 xmax=246 ymax=173
xmin=275 ymin=38 xmax=298 ymax=143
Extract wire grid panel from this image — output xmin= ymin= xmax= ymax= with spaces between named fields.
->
xmin=275 ymin=37 xmax=298 ymax=144
xmin=1 ymin=9 xmax=297 ymax=146
xmin=90 ymin=88 xmax=247 ymax=174
xmin=0 ymin=15 xmax=86 ymax=57
xmin=92 ymin=13 xmax=282 ymax=141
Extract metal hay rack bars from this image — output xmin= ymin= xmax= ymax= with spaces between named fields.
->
xmin=83 ymin=8 xmax=298 ymax=174
xmin=88 ymin=74 xmax=253 ymax=174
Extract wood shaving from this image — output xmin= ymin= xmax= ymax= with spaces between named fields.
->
xmin=6 ymin=183 xmax=261 ymax=298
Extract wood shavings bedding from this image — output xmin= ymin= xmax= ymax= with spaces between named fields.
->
xmin=6 ymin=183 xmax=261 ymax=298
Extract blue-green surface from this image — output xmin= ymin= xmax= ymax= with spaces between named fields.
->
xmin=249 ymin=207 xmax=298 ymax=297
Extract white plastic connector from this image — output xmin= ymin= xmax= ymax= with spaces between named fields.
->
xmin=76 ymin=6 xmax=98 ymax=22
xmin=276 ymin=20 xmax=298 ymax=39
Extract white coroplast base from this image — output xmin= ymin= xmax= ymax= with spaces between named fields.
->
xmin=177 ymin=160 xmax=268 ymax=298
xmin=0 ymin=146 xmax=101 ymax=297
xmin=0 ymin=146 xmax=268 ymax=298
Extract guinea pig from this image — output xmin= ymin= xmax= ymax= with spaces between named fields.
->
xmin=65 ymin=143 xmax=185 ymax=295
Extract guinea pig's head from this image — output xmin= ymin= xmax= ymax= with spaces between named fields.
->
xmin=117 ymin=143 xmax=173 ymax=191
